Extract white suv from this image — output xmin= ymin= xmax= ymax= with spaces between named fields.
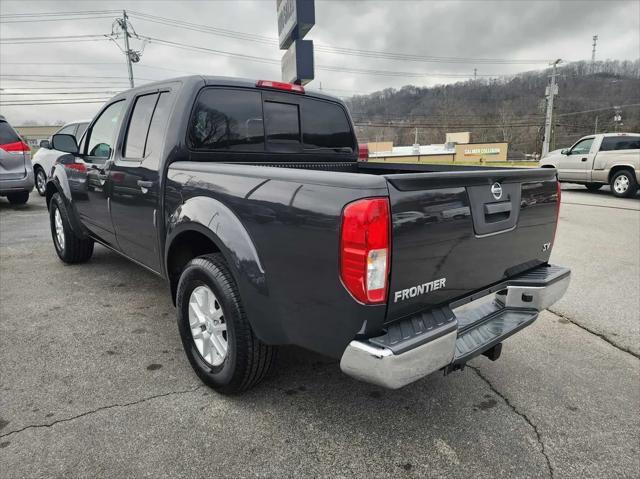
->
xmin=32 ymin=120 xmax=89 ymax=196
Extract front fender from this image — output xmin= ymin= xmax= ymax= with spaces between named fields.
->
xmin=46 ymin=166 xmax=86 ymax=238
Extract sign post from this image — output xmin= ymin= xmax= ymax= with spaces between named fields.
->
xmin=276 ymin=0 xmax=315 ymax=85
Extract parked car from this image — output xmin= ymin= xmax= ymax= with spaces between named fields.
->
xmin=45 ymin=76 xmax=570 ymax=394
xmin=32 ymin=120 xmax=89 ymax=196
xmin=539 ymin=133 xmax=640 ymax=197
xmin=0 ymin=115 xmax=33 ymax=205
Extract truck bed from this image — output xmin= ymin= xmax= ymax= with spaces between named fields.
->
xmin=167 ymin=159 xmax=559 ymax=356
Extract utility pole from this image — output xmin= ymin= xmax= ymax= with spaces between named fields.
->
xmin=591 ymin=34 xmax=598 ymax=73
xmin=594 ymin=115 xmax=598 ymax=134
xmin=473 ymin=68 xmax=477 ymax=81
xmin=542 ymin=59 xmax=561 ymax=158
xmin=119 ymin=10 xmax=135 ymax=88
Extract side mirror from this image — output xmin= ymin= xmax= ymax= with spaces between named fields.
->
xmin=561 ymin=149 xmax=568 ymax=155
xmin=51 ymin=134 xmax=78 ymax=154
xmin=39 ymin=139 xmax=51 ymax=149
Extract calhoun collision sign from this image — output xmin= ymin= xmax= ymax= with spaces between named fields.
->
xmin=463 ymin=147 xmax=501 ymax=156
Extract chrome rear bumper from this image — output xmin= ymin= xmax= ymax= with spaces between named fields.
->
xmin=340 ymin=265 xmax=570 ymax=389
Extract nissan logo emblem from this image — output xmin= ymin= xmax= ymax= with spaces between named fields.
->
xmin=491 ymin=182 xmax=503 ymax=200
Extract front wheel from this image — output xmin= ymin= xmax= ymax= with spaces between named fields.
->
xmin=35 ymin=168 xmax=47 ymax=196
xmin=610 ymin=170 xmax=638 ymax=198
xmin=176 ymin=253 xmax=276 ymax=394
xmin=49 ymin=192 xmax=94 ymax=263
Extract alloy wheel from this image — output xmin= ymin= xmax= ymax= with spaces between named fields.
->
xmin=613 ymin=174 xmax=629 ymax=194
xmin=36 ymin=170 xmax=46 ymax=195
xmin=54 ymin=207 xmax=65 ymax=251
xmin=188 ymin=285 xmax=228 ymax=367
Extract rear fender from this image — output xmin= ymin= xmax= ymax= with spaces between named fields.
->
xmin=165 ymin=196 xmax=282 ymax=343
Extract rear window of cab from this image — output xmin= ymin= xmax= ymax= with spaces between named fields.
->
xmin=187 ymin=88 xmax=355 ymax=155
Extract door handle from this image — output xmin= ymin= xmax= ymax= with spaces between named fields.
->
xmin=581 ymin=157 xmax=588 ymax=162
xmin=137 ymin=180 xmax=154 ymax=193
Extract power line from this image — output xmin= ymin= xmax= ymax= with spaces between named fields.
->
xmin=0 ymin=99 xmax=112 ymax=106
xmin=556 ymin=103 xmax=640 ymax=116
xmin=1 ymin=74 xmax=154 ymax=80
xmin=0 ymin=34 xmax=109 ymax=42
xmin=0 ymin=91 xmax=120 ymax=96
xmin=127 ymin=10 xmax=550 ymax=65
xmin=0 ymin=78 xmax=132 ymax=85
xmin=0 ymin=16 xmax=115 ymax=24
xmin=0 ymin=10 xmax=120 ymax=17
xmin=141 ymin=35 xmax=506 ymax=79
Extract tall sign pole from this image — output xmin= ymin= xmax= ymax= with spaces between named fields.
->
xmin=542 ymin=59 xmax=561 ymax=157
xmin=276 ymin=0 xmax=315 ymax=85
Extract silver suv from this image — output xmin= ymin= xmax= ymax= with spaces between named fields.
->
xmin=0 ymin=115 xmax=34 ymax=205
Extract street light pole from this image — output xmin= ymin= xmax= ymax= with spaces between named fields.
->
xmin=542 ymin=59 xmax=561 ymax=157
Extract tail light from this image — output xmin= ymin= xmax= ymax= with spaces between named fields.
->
xmin=0 ymin=141 xmax=30 ymax=153
xmin=55 ymin=157 xmax=87 ymax=173
xmin=340 ymin=197 xmax=390 ymax=304
xmin=358 ymin=144 xmax=369 ymax=162
xmin=256 ymin=80 xmax=305 ymax=94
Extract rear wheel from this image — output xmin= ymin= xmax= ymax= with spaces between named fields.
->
xmin=49 ymin=192 xmax=94 ymax=263
xmin=585 ymin=183 xmax=602 ymax=191
xmin=7 ymin=191 xmax=29 ymax=204
xmin=35 ymin=168 xmax=47 ymax=196
xmin=176 ymin=253 xmax=276 ymax=394
xmin=610 ymin=170 xmax=638 ymax=198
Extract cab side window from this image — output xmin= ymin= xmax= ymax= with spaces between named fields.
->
xmin=600 ymin=136 xmax=640 ymax=151
xmin=85 ymin=101 xmax=125 ymax=160
xmin=121 ymin=91 xmax=173 ymax=167
xmin=570 ymin=138 xmax=594 ymax=155
xmin=56 ymin=124 xmax=77 ymax=136
xmin=124 ymin=93 xmax=159 ymax=159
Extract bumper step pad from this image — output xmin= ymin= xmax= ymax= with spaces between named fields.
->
xmin=453 ymin=308 xmax=537 ymax=364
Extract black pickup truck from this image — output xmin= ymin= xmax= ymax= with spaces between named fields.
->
xmin=46 ymin=76 xmax=570 ymax=394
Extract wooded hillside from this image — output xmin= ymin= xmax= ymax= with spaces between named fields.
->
xmin=345 ymin=60 xmax=640 ymax=154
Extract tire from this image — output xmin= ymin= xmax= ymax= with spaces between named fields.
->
xmin=610 ymin=170 xmax=638 ymax=198
xmin=176 ymin=253 xmax=276 ymax=394
xmin=585 ymin=184 xmax=602 ymax=191
xmin=7 ymin=191 xmax=29 ymax=204
xmin=35 ymin=167 xmax=47 ymax=196
xmin=49 ymin=192 xmax=94 ymax=263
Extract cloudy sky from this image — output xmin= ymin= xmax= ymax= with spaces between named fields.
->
xmin=1 ymin=0 xmax=639 ymax=125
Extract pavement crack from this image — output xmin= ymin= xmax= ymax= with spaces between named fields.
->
xmin=0 ymin=385 xmax=203 ymax=439
xmin=548 ymin=309 xmax=639 ymax=360
xmin=469 ymin=365 xmax=554 ymax=479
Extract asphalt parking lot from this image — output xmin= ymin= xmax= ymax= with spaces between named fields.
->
xmin=1 ymin=185 xmax=638 ymax=478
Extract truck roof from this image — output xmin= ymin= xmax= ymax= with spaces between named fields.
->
xmin=594 ymin=132 xmax=640 ymax=137
xmin=110 ymin=75 xmax=346 ymax=105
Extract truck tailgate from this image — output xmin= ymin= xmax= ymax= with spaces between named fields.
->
xmin=384 ymin=168 xmax=559 ymax=321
